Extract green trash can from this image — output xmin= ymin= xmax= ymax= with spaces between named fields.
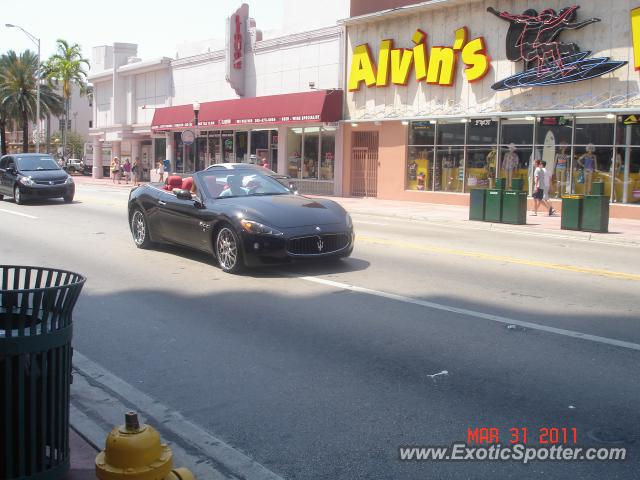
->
xmin=495 ymin=178 xmax=507 ymax=190
xmin=502 ymin=190 xmax=527 ymax=224
xmin=1 ymin=266 xmax=86 ymax=480
xmin=511 ymin=178 xmax=524 ymax=191
xmin=591 ymin=181 xmax=605 ymax=196
xmin=561 ymin=195 xmax=583 ymax=230
xmin=581 ymin=195 xmax=609 ymax=233
xmin=485 ymin=189 xmax=503 ymax=222
xmin=469 ymin=188 xmax=487 ymax=221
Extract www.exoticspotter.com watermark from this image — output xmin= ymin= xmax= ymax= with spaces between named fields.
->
xmin=398 ymin=443 xmax=627 ymax=464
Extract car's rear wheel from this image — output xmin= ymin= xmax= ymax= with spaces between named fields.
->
xmin=13 ymin=186 xmax=24 ymax=205
xmin=131 ymin=209 xmax=152 ymax=249
xmin=216 ymin=225 xmax=243 ymax=273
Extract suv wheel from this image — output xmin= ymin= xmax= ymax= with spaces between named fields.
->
xmin=14 ymin=186 xmax=24 ymax=205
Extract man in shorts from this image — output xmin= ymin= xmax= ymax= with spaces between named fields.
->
xmin=541 ymin=160 xmax=556 ymax=215
xmin=532 ymin=160 xmax=552 ymax=215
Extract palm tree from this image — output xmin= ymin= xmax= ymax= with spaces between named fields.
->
xmin=42 ymin=39 xmax=89 ymax=158
xmin=0 ymin=50 xmax=64 ymax=153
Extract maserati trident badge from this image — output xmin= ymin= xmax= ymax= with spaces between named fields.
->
xmin=317 ymin=238 xmax=324 ymax=252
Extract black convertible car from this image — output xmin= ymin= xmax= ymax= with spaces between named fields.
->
xmin=128 ymin=169 xmax=354 ymax=273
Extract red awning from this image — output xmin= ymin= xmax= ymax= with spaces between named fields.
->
xmin=151 ymin=90 xmax=342 ymax=132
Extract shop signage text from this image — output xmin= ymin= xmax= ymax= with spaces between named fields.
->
xmin=348 ymin=27 xmax=490 ymax=91
xmin=226 ymin=3 xmax=248 ymax=96
xmin=632 ymin=7 xmax=640 ymax=71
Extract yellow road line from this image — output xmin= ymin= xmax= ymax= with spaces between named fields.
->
xmin=357 ymin=235 xmax=640 ymax=282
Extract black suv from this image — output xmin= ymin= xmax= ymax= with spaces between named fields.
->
xmin=0 ymin=153 xmax=75 ymax=204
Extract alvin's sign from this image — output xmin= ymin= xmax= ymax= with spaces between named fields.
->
xmin=348 ymin=27 xmax=490 ymax=91
xmin=225 ymin=3 xmax=249 ymax=96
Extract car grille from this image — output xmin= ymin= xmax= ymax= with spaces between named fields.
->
xmin=34 ymin=179 xmax=66 ymax=185
xmin=287 ymin=234 xmax=350 ymax=255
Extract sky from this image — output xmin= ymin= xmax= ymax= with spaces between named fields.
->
xmin=0 ymin=0 xmax=288 ymax=64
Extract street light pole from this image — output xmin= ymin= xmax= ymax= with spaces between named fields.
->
xmin=6 ymin=24 xmax=41 ymax=153
xmin=193 ymin=102 xmax=200 ymax=172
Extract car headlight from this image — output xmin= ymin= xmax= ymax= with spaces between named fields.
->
xmin=65 ymin=176 xmax=74 ymax=184
xmin=346 ymin=212 xmax=353 ymax=228
xmin=19 ymin=176 xmax=34 ymax=186
xmin=240 ymin=219 xmax=284 ymax=236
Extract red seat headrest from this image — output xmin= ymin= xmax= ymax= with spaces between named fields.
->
xmin=181 ymin=177 xmax=193 ymax=191
xmin=164 ymin=175 xmax=183 ymax=191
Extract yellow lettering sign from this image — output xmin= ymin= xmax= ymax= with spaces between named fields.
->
xmin=348 ymin=27 xmax=491 ymax=90
xmin=632 ymin=8 xmax=640 ymax=71
xmin=348 ymin=44 xmax=377 ymax=91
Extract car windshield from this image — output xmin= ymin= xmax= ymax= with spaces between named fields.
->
xmin=197 ymin=171 xmax=291 ymax=200
xmin=16 ymin=156 xmax=61 ymax=171
xmin=206 ymin=164 xmax=279 ymax=176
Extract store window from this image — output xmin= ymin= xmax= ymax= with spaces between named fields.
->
xmin=222 ymin=131 xmax=234 ymax=162
xmin=614 ymin=116 xmax=640 ymax=203
xmin=570 ymin=117 xmax=614 ymax=196
xmin=500 ymin=118 xmax=534 ymax=192
xmin=532 ymin=116 xmax=573 ymax=196
xmin=465 ymin=119 xmax=497 ymax=191
xmin=320 ymin=128 xmax=336 ymax=180
xmin=235 ymin=131 xmax=248 ymax=163
xmin=207 ymin=132 xmax=221 ymax=165
xmin=438 ymin=121 xmax=466 ymax=192
xmin=287 ymin=128 xmax=302 ymax=178
xmin=154 ymin=137 xmax=166 ymax=167
xmin=250 ymin=130 xmax=269 ymax=167
xmin=303 ymin=127 xmax=319 ymax=179
xmin=270 ymin=131 xmax=279 ymax=172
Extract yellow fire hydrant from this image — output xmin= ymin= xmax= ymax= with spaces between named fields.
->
xmin=96 ymin=411 xmax=196 ymax=480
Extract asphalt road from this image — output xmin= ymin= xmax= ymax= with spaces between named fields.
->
xmin=1 ymin=184 xmax=639 ymax=479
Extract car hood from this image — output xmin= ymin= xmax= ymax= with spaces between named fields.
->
xmin=216 ymin=195 xmax=345 ymax=228
xmin=20 ymin=169 xmax=68 ymax=181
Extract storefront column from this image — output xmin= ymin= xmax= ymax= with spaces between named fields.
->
xmin=334 ymin=124 xmax=344 ymax=196
xmin=165 ymin=132 xmax=174 ymax=171
xmin=92 ymin=139 xmax=103 ymax=178
xmin=277 ymin=126 xmax=288 ymax=176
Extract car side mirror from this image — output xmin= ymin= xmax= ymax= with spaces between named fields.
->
xmin=173 ymin=188 xmax=193 ymax=200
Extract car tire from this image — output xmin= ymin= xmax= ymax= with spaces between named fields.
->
xmin=13 ymin=186 xmax=24 ymax=205
xmin=0 ymin=193 xmax=3 ymax=200
xmin=68 ymin=167 xmax=75 ymax=174
xmin=131 ymin=208 xmax=153 ymax=249
xmin=215 ymin=225 xmax=244 ymax=273
xmin=63 ymin=194 xmax=74 ymax=203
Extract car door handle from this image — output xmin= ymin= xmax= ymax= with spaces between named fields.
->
xmin=199 ymin=222 xmax=212 ymax=229
xmin=158 ymin=200 xmax=167 ymax=206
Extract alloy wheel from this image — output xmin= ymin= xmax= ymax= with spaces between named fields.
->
xmin=216 ymin=227 xmax=239 ymax=271
xmin=14 ymin=187 xmax=22 ymax=205
xmin=132 ymin=210 xmax=147 ymax=246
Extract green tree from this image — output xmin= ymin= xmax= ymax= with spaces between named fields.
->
xmin=42 ymin=40 xmax=89 ymax=158
xmin=0 ymin=50 xmax=63 ymax=152
xmin=51 ymin=130 xmax=85 ymax=158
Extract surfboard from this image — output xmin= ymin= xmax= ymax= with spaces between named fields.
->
xmin=542 ymin=130 xmax=556 ymax=174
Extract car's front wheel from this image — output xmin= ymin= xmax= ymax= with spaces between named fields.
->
xmin=216 ymin=225 xmax=244 ymax=273
xmin=63 ymin=193 xmax=74 ymax=203
xmin=13 ymin=186 xmax=24 ymax=205
xmin=131 ymin=209 xmax=153 ymax=249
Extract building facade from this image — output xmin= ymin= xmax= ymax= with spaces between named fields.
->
xmin=88 ymin=3 xmax=348 ymax=195
xmin=340 ymin=0 xmax=640 ymax=214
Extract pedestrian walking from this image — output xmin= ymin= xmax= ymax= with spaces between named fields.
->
xmin=123 ymin=159 xmax=132 ymax=184
xmin=541 ymin=160 xmax=556 ymax=216
xmin=110 ymin=157 xmax=121 ymax=184
xmin=132 ymin=157 xmax=141 ymax=185
xmin=531 ymin=160 xmax=552 ymax=216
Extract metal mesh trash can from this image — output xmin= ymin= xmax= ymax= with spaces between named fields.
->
xmin=561 ymin=195 xmax=583 ymax=231
xmin=510 ymin=178 xmax=524 ymax=191
xmin=1 ymin=266 xmax=85 ymax=480
xmin=469 ymin=188 xmax=487 ymax=221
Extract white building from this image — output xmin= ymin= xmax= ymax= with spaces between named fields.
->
xmin=88 ymin=1 xmax=349 ymax=194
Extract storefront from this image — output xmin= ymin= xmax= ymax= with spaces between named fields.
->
xmin=341 ymin=0 xmax=640 ymax=216
xmin=150 ymin=89 xmax=343 ymax=195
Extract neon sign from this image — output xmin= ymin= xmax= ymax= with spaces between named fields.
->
xmin=488 ymin=5 xmax=626 ymax=90
xmin=348 ymin=27 xmax=491 ymax=91
xmin=233 ymin=14 xmax=243 ymax=70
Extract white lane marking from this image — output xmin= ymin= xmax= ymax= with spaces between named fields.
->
xmin=0 ymin=208 xmax=37 ymax=219
xmin=298 ymin=276 xmax=640 ymax=352
xmin=72 ymin=351 xmax=284 ymax=480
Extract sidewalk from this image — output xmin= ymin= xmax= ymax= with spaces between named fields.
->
xmin=72 ymin=175 xmax=639 ymax=246
xmin=66 ymin=427 xmax=98 ymax=480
